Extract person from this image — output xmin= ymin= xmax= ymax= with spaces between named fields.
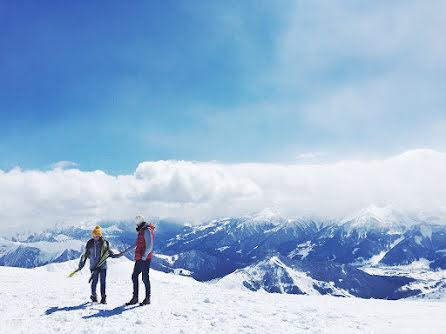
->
xmin=78 ymin=225 xmax=120 ymax=304
xmin=121 ymin=215 xmax=155 ymax=306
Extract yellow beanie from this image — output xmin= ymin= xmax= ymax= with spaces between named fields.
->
xmin=92 ymin=225 xmax=102 ymax=237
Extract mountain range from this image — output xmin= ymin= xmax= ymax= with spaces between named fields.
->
xmin=1 ymin=205 xmax=446 ymax=300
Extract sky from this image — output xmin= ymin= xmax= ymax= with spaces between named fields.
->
xmin=1 ymin=1 xmax=446 ymax=232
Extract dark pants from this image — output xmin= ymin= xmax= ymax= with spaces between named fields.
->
xmin=91 ymin=269 xmax=106 ymax=297
xmin=132 ymin=259 xmax=151 ymax=299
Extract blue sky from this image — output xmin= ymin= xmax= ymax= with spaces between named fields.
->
xmin=1 ymin=1 xmax=446 ymax=175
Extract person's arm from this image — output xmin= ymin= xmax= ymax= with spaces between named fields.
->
xmin=119 ymin=242 xmax=137 ymax=256
xmin=78 ymin=242 xmax=90 ymax=270
xmin=107 ymin=244 xmax=121 ymax=258
xmin=142 ymin=229 xmax=153 ymax=260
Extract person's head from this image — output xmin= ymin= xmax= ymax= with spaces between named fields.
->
xmin=135 ymin=215 xmax=145 ymax=226
xmin=135 ymin=215 xmax=147 ymax=231
xmin=92 ymin=225 xmax=102 ymax=240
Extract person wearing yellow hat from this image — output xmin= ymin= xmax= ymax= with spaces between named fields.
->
xmin=92 ymin=225 xmax=101 ymax=237
xmin=77 ymin=225 xmax=121 ymax=304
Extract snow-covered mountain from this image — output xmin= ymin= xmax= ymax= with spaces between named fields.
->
xmin=216 ymin=255 xmax=417 ymax=299
xmin=340 ymin=205 xmax=420 ymax=233
xmin=1 ymin=206 xmax=446 ymax=300
xmin=2 ymin=258 xmax=446 ymax=333
xmin=0 ymin=220 xmax=186 ymax=268
xmin=216 ymin=255 xmax=351 ymax=296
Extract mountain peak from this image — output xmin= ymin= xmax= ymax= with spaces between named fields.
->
xmin=341 ymin=204 xmax=419 ymax=231
xmin=251 ymin=207 xmax=282 ymax=221
xmin=240 ymin=207 xmax=287 ymax=226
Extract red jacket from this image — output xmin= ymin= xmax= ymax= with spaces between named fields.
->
xmin=135 ymin=223 xmax=155 ymax=260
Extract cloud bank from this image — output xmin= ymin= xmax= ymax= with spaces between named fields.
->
xmin=0 ymin=149 xmax=445 ymax=233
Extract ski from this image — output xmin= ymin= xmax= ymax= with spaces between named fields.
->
xmin=68 ymin=268 xmax=80 ymax=278
xmin=88 ymin=252 xmax=111 ymax=283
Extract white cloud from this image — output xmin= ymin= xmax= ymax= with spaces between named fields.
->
xmin=1 ymin=149 xmax=446 ymax=233
xmin=267 ymin=1 xmax=446 ymax=126
xmin=50 ymin=161 xmax=79 ymax=170
xmin=275 ymin=0 xmax=446 ymax=79
xmin=297 ymin=152 xmax=328 ymax=161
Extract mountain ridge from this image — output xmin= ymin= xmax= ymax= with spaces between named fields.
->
xmin=1 ymin=206 xmax=446 ymax=299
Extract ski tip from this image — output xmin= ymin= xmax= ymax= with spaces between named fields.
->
xmin=68 ymin=268 xmax=80 ymax=278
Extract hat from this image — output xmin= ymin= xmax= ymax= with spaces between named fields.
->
xmin=135 ymin=215 xmax=145 ymax=225
xmin=92 ymin=225 xmax=102 ymax=237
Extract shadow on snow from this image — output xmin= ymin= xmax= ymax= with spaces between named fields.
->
xmin=45 ymin=302 xmax=90 ymax=315
xmin=45 ymin=303 xmax=140 ymax=318
xmin=82 ymin=305 xmax=140 ymax=318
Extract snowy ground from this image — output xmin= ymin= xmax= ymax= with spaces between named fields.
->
xmin=1 ymin=258 xmax=446 ymax=334
xmin=361 ymin=259 xmax=446 ymax=298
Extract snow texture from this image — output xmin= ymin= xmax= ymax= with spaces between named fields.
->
xmin=1 ymin=258 xmax=445 ymax=333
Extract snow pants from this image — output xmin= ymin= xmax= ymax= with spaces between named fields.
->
xmin=132 ymin=259 xmax=151 ymax=299
xmin=91 ymin=268 xmax=106 ymax=297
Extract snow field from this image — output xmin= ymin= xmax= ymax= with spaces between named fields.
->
xmin=0 ymin=258 xmax=445 ymax=334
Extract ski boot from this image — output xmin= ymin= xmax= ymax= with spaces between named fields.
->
xmin=125 ymin=297 xmax=138 ymax=305
xmin=100 ymin=295 xmax=107 ymax=304
xmin=140 ymin=298 xmax=151 ymax=306
xmin=90 ymin=295 xmax=98 ymax=303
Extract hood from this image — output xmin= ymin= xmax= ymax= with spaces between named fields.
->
xmin=137 ymin=222 xmax=155 ymax=232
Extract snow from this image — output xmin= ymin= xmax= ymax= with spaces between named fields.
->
xmin=1 ymin=259 xmax=446 ymax=333
xmin=155 ymin=253 xmax=179 ymax=265
xmin=368 ymin=251 xmax=387 ymax=266
xmin=288 ymin=241 xmax=313 ymax=260
xmin=173 ymin=268 xmax=193 ymax=276
xmin=247 ymin=207 xmax=281 ymax=222
xmin=36 ymin=240 xmax=84 ymax=253
xmin=367 ymin=236 xmax=405 ymax=266
xmin=3 ymin=239 xmax=85 ymax=264
xmin=7 ymin=239 xmax=85 ymax=254
xmin=241 ymin=208 xmax=286 ymax=227
xmin=268 ymin=257 xmax=350 ymax=296
xmin=53 ymin=234 xmax=73 ymax=242
xmin=415 ymin=236 xmax=423 ymax=245
xmin=0 ymin=237 xmax=15 ymax=256
xmin=96 ymin=225 xmax=123 ymax=234
xmin=420 ymin=224 xmax=433 ymax=239
xmin=360 ymin=259 xmax=446 ymax=297
xmin=341 ymin=205 xmax=420 ymax=232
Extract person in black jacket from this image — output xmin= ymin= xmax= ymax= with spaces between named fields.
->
xmin=78 ymin=225 xmax=121 ymax=304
